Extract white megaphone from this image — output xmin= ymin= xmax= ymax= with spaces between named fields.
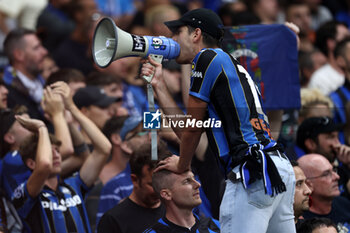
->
xmin=92 ymin=17 xmax=180 ymax=70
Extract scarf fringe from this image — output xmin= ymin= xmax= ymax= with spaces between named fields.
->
xmin=267 ymin=184 xmax=287 ymax=197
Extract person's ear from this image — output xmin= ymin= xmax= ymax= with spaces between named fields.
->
xmin=26 ymin=158 xmax=36 ymax=170
xmin=131 ymin=174 xmax=138 ymax=186
xmin=111 ymin=133 xmax=121 ymax=146
xmin=160 ymin=189 xmax=171 ymax=201
xmin=120 ymin=141 xmax=133 ymax=155
xmin=13 ymin=49 xmax=25 ymax=62
xmin=305 ymin=138 xmax=317 ymax=152
xmin=80 ymin=107 xmax=89 ymax=116
xmin=192 ymin=28 xmax=202 ymax=43
xmin=3 ymin=132 xmax=15 ymax=144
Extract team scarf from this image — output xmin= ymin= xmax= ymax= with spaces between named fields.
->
xmin=240 ymin=144 xmax=286 ymax=196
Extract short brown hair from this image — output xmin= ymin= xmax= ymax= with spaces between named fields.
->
xmin=152 ymin=169 xmax=176 ymax=198
xmin=4 ymin=28 xmax=36 ymax=64
xmin=130 ymin=140 xmax=171 ymax=178
xmin=20 ymin=133 xmax=61 ymax=163
xmin=86 ymin=72 xmax=122 ymax=87
xmin=46 ymin=68 xmax=85 ymax=86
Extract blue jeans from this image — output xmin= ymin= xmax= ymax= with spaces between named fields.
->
xmin=220 ymin=154 xmax=296 ymax=233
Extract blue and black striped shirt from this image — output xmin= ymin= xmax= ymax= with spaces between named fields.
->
xmin=143 ymin=214 xmax=220 ymax=233
xmin=12 ymin=174 xmax=92 ymax=233
xmin=189 ymin=48 xmax=276 ymax=173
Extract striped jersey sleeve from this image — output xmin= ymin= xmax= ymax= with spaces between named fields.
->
xmin=12 ymin=174 xmax=93 ymax=233
xmin=190 ymin=49 xmax=220 ymax=102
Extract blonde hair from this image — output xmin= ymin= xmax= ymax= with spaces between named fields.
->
xmin=299 ymin=88 xmax=334 ymax=119
xmin=145 ymin=4 xmax=180 ymax=30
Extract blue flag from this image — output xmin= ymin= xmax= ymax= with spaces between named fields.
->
xmin=222 ymin=24 xmax=301 ymax=110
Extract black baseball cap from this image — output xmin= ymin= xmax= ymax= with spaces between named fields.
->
xmin=296 ymin=116 xmax=344 ymax=148
xmin=164 ymin=8 xmax=224 ymax=40
xmin=73 ymin=86 xmax=121 ymax=109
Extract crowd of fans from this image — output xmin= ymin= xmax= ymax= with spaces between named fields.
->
xmin=1 ymin=0 xmax=350 ymax=232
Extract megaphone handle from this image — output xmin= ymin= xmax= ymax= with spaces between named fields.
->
xmin=144 ymin=55 xmax=162 ymax=161
xmin=142 ymin=54 xmax=163 ymax=83
xmin=146 ymin=82 xmax=158 ymax=161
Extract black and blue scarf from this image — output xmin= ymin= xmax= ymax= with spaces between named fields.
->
xmin=240 ymin=144 xmax=286 ymax=196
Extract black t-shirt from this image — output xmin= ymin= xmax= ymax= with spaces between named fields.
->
xmin=97 ymin=197 xmax=165 ymax=233
xmin=338 ymin=165 xmax=350 ymax=199
xmin=303 ymin=196 xmax=350 ymax=230
xmin=144 ymin=215 xmax=220 ymax=233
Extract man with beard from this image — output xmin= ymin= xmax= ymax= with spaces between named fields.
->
xmin=298 ymin=154 xmax=350 ymax=231
xmin=3 ymin=28 xmax=48 ymax=121
xmin=291 ymin=161 xmax=312 ymax=224
xmin=296 ymin=117 xmax=346 ymax=163
xmin=97 ymin=143 xmax=171 ymax=233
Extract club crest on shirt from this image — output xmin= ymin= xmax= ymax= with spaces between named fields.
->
xmin=62 ymin=187 xmax=71 ymax=194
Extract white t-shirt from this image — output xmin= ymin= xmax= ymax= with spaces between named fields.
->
xmin=308 ymin=63 xmax=345 ymax=96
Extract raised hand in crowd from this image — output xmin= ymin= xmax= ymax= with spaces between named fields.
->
xmin=334 ymin=144 xmax=350 ymax=168
xmin=41 ymin=86 xmax=74 ymax=158
xmin=50 ymin=81 xmax=112 ymax=187
xmin=155 ymin=154 xmax=183 ymax=173
xmin=284 ymin=22 xmax=300 ymax=50
xmin=50 ymin=81 xmax=75 ymax=110
xmin=14 ymin=114 xmax=52 ymax=198
xmin=15 ymin=114 xmax=46 ymax=133
xmin=41 ymin=86 xmax=65 ymax=121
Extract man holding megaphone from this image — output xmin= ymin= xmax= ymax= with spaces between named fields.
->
xmin=140 ymin=8 xmax=296 ymax=233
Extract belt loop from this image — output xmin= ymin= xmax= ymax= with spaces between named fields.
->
xmin=227 ymin=170 xmax=241 ymax=183
xmin=276 ymin=150 xmax=282 ymax=159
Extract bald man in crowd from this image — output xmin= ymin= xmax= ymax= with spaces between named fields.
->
xmin=298 ymin=154 xmax=350 ymax=230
